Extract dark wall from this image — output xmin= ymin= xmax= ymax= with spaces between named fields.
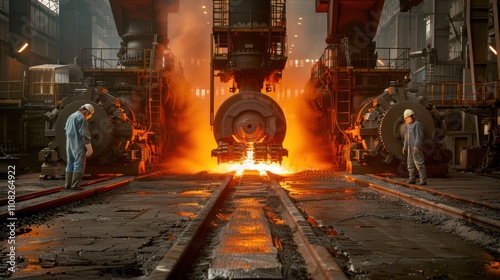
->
xmin=59 ymin=0 xmax=93 ymax=65
xmin=10 ymin=0 xmax=59 ymax=64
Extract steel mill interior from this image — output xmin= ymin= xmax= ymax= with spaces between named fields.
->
xmin=0 ymin=0 xmax=498 ymax=176
xmin=0 ymin=0 xmax=499 ymax=279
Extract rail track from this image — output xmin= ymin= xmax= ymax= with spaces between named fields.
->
xmin=0 ymin=175 xmax=119 ymax=207
xmin=152 ymin=171 xmax=500 ymax=279
xmin=150 ymin=171 xmax=347 ymax=280
xmin=0 ymin=173 xmax=156 ymax=219
xmin=281 ymin=170 xmax=500 ymax=280
xmin=349 ymin=174 xmax=500 ymax=232
xmin=1 ymin=170 xmax=349 ymax=279
xmin=2 ymin=169 xmax=499 ymax=279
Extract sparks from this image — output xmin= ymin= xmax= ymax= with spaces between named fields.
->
xmin=213 ymin=147 xmax=291 ymax=176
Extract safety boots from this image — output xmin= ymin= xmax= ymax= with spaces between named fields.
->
xmin=64 ymin=172 xmax=74 ymax=189
xmin=70 ymin=172 xmax=84 ymax=190
xmin=406 ymin=178 xmax=427 ymax=185
xmin=406 ymin=178 xmax=416 ymax=184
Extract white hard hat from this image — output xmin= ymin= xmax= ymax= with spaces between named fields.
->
xmin=81 ymin=104 xmax=94 ymax=115
xmin=403 ymin=109 xmax=414 ymax=119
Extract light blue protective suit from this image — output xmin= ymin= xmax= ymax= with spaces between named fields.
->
xmin=403 ymin=119 xmax=427 ymax=182
xmin=65 ymin=111 xmax=91 ymax=173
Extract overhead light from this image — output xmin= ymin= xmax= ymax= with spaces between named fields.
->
xmin=488 ymin=45 xmax=497 ymax=55
xmin=16 ymin=42 xmax=29 ymax=53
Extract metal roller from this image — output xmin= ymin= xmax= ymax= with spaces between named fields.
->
xmin=212 ymin=91 xmax=288 ymax=163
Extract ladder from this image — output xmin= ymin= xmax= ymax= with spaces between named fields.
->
xmin=141 ymin=72 xmax=162 ymax=130
xmin=335 ymin=74 xmax=351 ymax=128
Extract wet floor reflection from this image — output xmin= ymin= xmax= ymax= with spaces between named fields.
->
xmin=175 ymin=211 xmax=197 ymax=219
xmin=220 ymin=198 xmax=273 ymax=254
xmin=174 ymin=202 xmax=201 ymax=207
xmin=179 ymin=190 xmax=212 ymax=197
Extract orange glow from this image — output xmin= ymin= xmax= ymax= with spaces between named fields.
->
xmin=485 ymin=260 xmax=500 ymax=277
xmin=161 ymin=2 xmax=333 ymax=175
xmin=216 ymin=213 xmax=230 ymax=221
xmin=269 ymin=218 xmax=286 ymax=225
xmin=175 ymin=202 xmax=201 ymax=207
xmin=220 ymin=198 xmax=273 ymax=254
xmin=135 ymin=191 xmax=150 ymax=195
xmin=345 ymin=175 xmax=356 ymax=182
xmin=280 ymin=95 xmax=334 ymax=171
xmin=307 ymin=216 xmax=319 ymax=226
xmin=179 ymin=190 xmax=211 ymax=196
xmin=175 ymin=211 xmax=197 ymax=218
xmin=213 ymin=151 xmax=292 ymax=176
xmin=20 ymin=256 xmax=43 ymax=274
xmin=1 ymin=225 xmax=59 ymax=276
xmin=160 ymin=2 xmax=219 ymax=174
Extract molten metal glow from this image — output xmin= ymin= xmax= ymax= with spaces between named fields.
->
xmin=213 ymin=149 xmax=292 ymax=176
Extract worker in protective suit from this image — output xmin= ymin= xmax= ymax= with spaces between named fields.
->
xmin=402 ymin=109 xmax=427 ymax=185
xmin=64 ymin=104 xmax=94 ymax=190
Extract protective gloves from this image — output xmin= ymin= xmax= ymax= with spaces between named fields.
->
xmin=402 ymin=147 xmax=406 ymax=155
xmin=85 ymin=143 xmax=93 ymax=157
xmin=413 ymin=146 xmax=420 ymax=155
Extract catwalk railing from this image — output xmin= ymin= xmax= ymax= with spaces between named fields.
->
xmin=311 ymin=47 xmax=411 ymax=82
xmin=416 ymin=81 xmax=500 ymax=106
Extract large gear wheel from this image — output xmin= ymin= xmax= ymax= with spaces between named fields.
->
xmin=53 ymin=100 xmax=113 ymax=161
xmin=378 ymin=101 xmax=435 ymax=158
xmin=343 ymin=86 xmax=451 ymax=175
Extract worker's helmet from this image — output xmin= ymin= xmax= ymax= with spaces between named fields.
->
xmin=81 ymin=104 xmax=95 ymax=115
xmin=403 ymin=109 xmax=414 ymax=119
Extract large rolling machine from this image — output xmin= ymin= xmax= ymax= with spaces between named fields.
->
xmin=210 ymin=0 xmax=288 ymax=164
xmin=39 ymin=87 xmax=156 ymax=176
xmin=38 ymin=0 xmax=185 ymax=177
xmin=309 ymin=0 xmax=451 ymax=175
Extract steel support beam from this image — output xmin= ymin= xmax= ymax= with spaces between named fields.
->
xmin=493 ymin=0 xmax=500 ymax=79
xmin=466 ymin=0 xmax=489 ymax=91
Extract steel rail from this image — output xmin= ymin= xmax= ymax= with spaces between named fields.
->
xmin=0 ymin=175 xmax=120 ymax=206
xmin=368 ymin=174 xmax=500 ymax=211
xmin=148 ymin=173 xmax=234 ymax=280
xmin=268 ymin=172 xmax=349 ymax=280
xmin=348 ymin=175 xmax=500 ymax=233
xmin=150 ymin=171 xmax=349 ymax=280
xmin=0 ymin=172 xmax=158 ymax=220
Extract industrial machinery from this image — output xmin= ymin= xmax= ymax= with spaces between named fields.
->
xmin=308 ymin=0 xmax=451 ymax=175
xmin=38 ymin=0 xmax=187 ymax=177
xmin=342 ymin=86 xmax=451 ymax=175
xmin=210 ymin=0 xmax=288 ymax=164
xmin=39 ymin=86 xmax=157 ymax=176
